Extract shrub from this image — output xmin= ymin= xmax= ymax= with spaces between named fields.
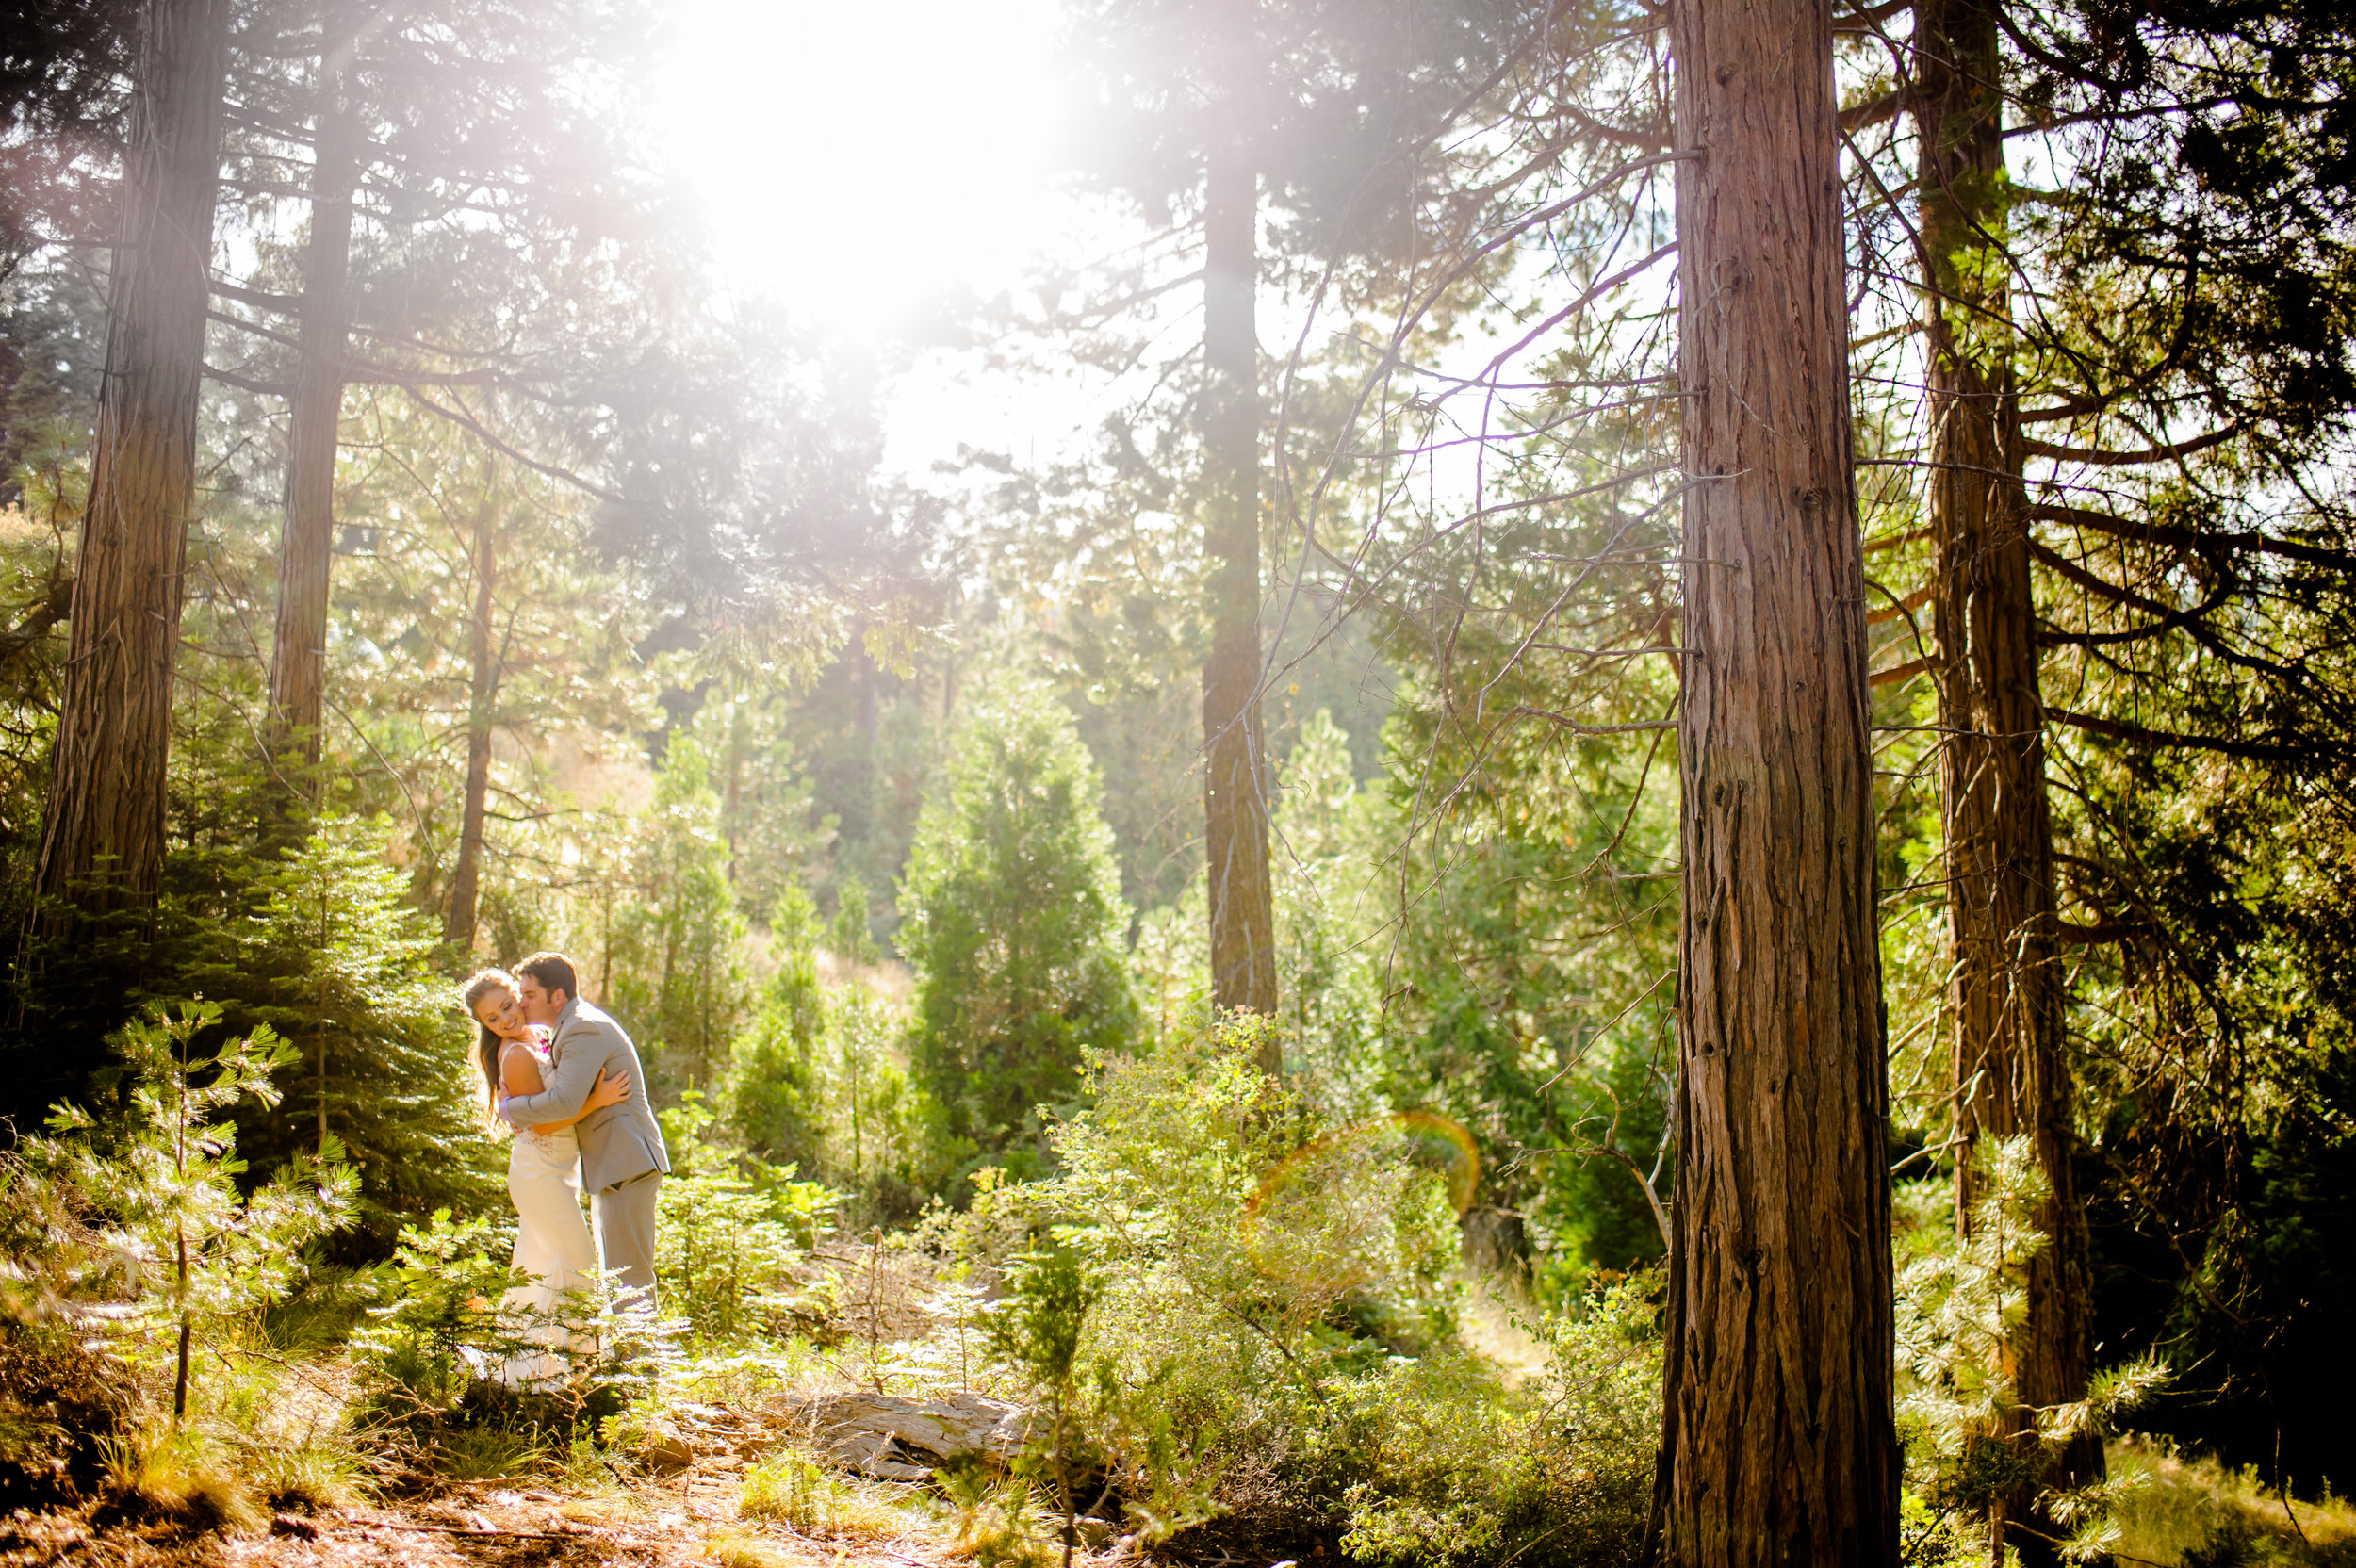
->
xmin=900 ymin=680 xmax=1137 ymax=1165
xmin=1337 ymin=1271 xmax=1661 ymax=1568
xmin=658 ymin=1096 xmax=841 ymax=1342
xmin=718 ymin=893 xmax=828 ymax=1171
xmin=350 ymin=1208 xmax=659 ymax=1472
xmin=973 ymin=1019 xmax=1462 ymax=1550
xmin=201 ymin=813 xmax=500 ymax=1251
xmin=899 ymin=1016 xmax=1668 ymax=1565
xmin=739 ymin=1447 xmax=910 ymax=1540
xmin=1894 ymin=1139 xmax=2166 ymax=1563
xmin=610 ymin=736 xmax=749 ymax=1094
xmin=36 ymin=1004 xmax=355 ymax=1425
xmin=1 ymin=1005 xmax=361 ymax=1521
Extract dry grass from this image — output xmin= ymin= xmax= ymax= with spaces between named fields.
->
xmin=2114 ymin=1436 xmax=2356 ymax=1567
xmin=702 ymin=1528 xmax=809 ymax=1568
xmin=737 ymin=1451 xmax=917 ymax=1543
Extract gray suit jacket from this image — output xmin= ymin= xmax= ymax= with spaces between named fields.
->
xmin=500 ymin=997 xmax=670 ymax=1193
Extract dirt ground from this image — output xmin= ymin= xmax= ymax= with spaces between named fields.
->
xmin=0 ymin=1462 xmax=1043 ymax=1568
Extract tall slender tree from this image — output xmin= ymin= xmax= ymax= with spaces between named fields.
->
xmin=264 ymin=0 xmax=362 ymax=791
xmin=31 ymin=0 xmax=232 ymax=930
xmin=442 ymin=450 xmax=500 ymax=949
xmin=1839 ymin=0 xmax=2356 ymax=1499
xmin=1911 ymin=3 xmax=2097 ymax=1558
xmin=1063 ymin=0 xmax=1514 ymax=1060
xmin=1198 ymin=14 xmax=1277 ymax=1029
xmin=1651 ymin=0 xmax=1898 ymax=1559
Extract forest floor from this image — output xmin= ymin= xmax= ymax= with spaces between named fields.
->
xmin=10 ymin=1433 xmax=2354 ymax=1568
xmin=5 ymin=1462 xmax=1009 ymax=1568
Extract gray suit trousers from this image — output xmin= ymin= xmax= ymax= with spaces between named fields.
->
xmin=592 ymin=1171 xmax=662 ymax=1315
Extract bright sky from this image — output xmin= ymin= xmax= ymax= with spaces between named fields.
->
xmin=652 ymin=0 xmax=1075 ymax=333
xmin=650 ymin=0 xmax=1124 ymax=488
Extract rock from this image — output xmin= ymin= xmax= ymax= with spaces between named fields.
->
xmin=641 ymin=1430 xmax=695 ymax=1471
xmin=763 ymin=1390 xmax=1037 ymax=1478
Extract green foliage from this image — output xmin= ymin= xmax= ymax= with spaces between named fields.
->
xmin=918 ymin=1017 xmax=1660 ymax=1563
xmin=900 ymin=681 xmax=1137 ymax=1164
xmin=351 ymin=1209 xmax=660 ymax=1462
xmin=1004 ymin=1019 xmax=1461 ymax=1544
xmin=1264 ymin=706 xmax=1677 ymax=1301
xmin=691 ymin=687 xmax=831 ymax=929
xmin=1337 ymin=1271 xmax=1662 ymax=1568
xmin=818 ymin=983 xmax=953 ymax=1217
xmin=352 ymin=1210 xmax=541 ymax=1424
xmin=717 ymin=884 xmax=828 ymax=1168
xmin=988 ymin=1240 xmax=1105 ymax=1568
xmin=714 ymin=890 xmax=949 ymax=1222
xmin=1895 ymin=1142 xmax=2167 ymax=1562
xmin=612 ymin=736 xmax=750 ymax=1095
xmin=740 ymin=1449 xmax=845 ymax=1530
xmin=830 ymin=874 xmax=882 ymax=966
xmin=1270 ymin=710 xmax=1384 ymax=1101
xmin=191 ymin=813 xmax=499 ymax=1250
xmin=657 ymin=1096 xmax=841 ymax=1342
xmin=4 ymin=811 xmax=499 ymax=1247
xmin=0 ymin=1004 xmax=364 ymax=1519
xmin=36 ymin=1004 xmax=355 ymax=1418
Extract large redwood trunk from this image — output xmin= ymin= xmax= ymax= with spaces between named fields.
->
xmin=1652 ymin=0 xmax=1899 ymax=1559
xmin=1914 ymin=3 xmax=2098 ymax=1560
xmin=267 ymin=9 xmax=360 ymax=788
xmin=444 ymin=468 xmax=499 ymax=948
xmin=31 ymin=0 xmax=233 ymax=926
xmin=1200 ymin=139 xmax=1277 ymax=1045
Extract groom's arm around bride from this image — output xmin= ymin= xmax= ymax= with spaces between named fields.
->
xmin=499 ymin=952 xmax=671 ymax=1312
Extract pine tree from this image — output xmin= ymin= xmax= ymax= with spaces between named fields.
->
xmin=1063 ymin=0 xmax=1518 ymax=1040
xmin=35 ymin=1002 xmax=354 ymax=1420
xmin=178 ymin=813 xmax=500 ymax=1250
xmin=611 ymin=736 xmax=747 ymax=1096
xmin=718 ymin=881 xmax=826 ymax=1168
xmin=30 ymin=0 xmax=232 ymax=934
xmin=900 ymin=682 xmax=1137 ymax=1165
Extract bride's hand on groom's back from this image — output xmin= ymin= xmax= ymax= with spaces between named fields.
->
xmin=584 ymin=1067 xmax=631 ymax=1114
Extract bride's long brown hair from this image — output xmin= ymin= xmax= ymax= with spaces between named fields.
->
xmin=460 ymin=968 xmax=521 ymax=1135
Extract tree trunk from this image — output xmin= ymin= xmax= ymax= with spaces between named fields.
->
xmin=1914 ymin=4 xmax=2098 ymax=1560
xmin=444 ymin=466 xmax=499 ymax=948
xmin=1652 ymin=0 xmax=1899 ymax=1560
xmin=1201 ymin=140 xmax=1277 ymax=1045
xmin=266 ymin=9 xmax=360 ymax=791
xmin=723 ymin=694 xmax=745 ymax=884
xmin=30 ymin=0 xmax=233 ymax=928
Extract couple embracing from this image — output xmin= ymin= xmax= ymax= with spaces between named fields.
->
xmin=463 ymin=953 xmax=670 ymax=1370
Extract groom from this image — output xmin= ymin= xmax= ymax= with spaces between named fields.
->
xmin=499 ymin=952 xmax=670 ymax=1313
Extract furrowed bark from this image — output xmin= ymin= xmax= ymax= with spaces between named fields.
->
xmin=1914 ymin=3 xmax=2099 ymax=1560
xmin=31 ymin=0 xmax=233 ymax=929
xmin=1652 ymin=0 xmax=1899 ymax=1559
xmin=444 ymin=464 xmax=499 ymax=948
xmin=266 ymin=5 xmax=361 ymax=792
xmin=1201 ymin=139 xmax=1278 ymax=1045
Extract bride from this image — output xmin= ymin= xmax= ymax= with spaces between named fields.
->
xmin=463 ymin=967 xmax=630 ymax=1381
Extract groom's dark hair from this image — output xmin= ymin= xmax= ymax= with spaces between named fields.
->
xmin=515 ymin=951 xmax=579 ymax=1004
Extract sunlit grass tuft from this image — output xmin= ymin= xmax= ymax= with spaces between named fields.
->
xmin=431 ymin=1423 xmax=547 ymax=1482
xmin=704 ymin=1528 xmax=805 ymax=1568
xmin=2113 ymin=1435 xmax=2356 ymax=1567
xmin=99 ymin=1429 xmax=267 ymax=1535
xmin=738 ymin=1450 xmax=914 ymax=1542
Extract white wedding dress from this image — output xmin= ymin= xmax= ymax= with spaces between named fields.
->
xmin=501 ymin=1114 xmax=599 ymax=1384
